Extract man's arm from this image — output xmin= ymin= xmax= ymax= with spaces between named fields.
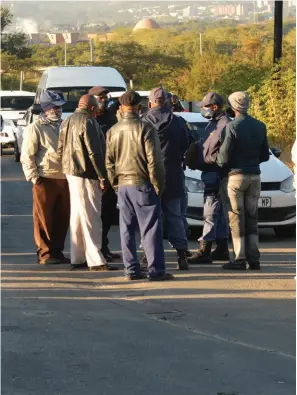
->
xmin=259 ymin=125 xmax=270 ymax=163
xmin=20 ymin=123 xmax=40 ymax=183
xmin=216 ymin=123 xmax=234 ymax=167
xmin=144 ymin=126 xmax=166 ymax=196
xmin=105 ymin=132 xmax=118 ymax=190
xmin=83 ymin=118 xmax=107 ymax=180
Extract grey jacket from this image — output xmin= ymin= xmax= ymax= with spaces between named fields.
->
xmin=58 ymin=108 xmax=107 ymax=181
xmin=105 ymin=112 xmax=165 ymax=195
xmin=21 ymin=117 xmax=65 ymax=183
xmin=217 ymin=114 xmax=270 ymax=175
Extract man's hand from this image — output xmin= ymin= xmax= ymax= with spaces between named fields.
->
xmin=32 ymin=177 xmax=43 ymax=185
xmin=99 ymin=179 xmax=109 ymax=193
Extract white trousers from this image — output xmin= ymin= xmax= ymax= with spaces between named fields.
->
xmin=66 ymin=175 xmax=106 ymax=267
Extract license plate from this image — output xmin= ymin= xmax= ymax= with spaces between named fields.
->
xmin=258 ymin=197 xmax=271 ymax=208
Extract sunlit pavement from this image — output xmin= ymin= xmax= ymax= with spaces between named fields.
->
xmin=1 ymin=152 xmax=296 ymax=395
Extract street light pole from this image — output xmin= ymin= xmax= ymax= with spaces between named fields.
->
xmin=90 ymin=39 xmax=94 ymax=64
xmin=273 ymin=0 xmax=283 ymax=63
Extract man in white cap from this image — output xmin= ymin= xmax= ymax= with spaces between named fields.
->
xmin=217 ymin=91 xmax=270 ymax=271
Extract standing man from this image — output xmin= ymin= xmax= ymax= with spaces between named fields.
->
xmin=106 ymin=90 xmax=173 ymax=281
xmin=188 ymin=92 xmax=230 ymax=264
xmin=21 ymin=90 xmax=70 ymax=265
xmin=58 ymin=94 xmax=118 ymax=272
xmin=217 ymin=91 xmax=270 ymax=270
xmin=88 ymin=86 xmax=120 ymax=262
xmin=142 ymin=87 xmax=190 ymax=270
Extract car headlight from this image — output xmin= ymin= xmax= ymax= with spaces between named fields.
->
xmin=280 ymin=175 xmax=295 ymax=193
xmin=185 ymin=177 xmax=204 ymax=193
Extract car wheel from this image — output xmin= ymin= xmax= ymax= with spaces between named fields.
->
xmin=0 ymin=144 xmax=2 ymax=156
xmin=274 ymin=226 xmax=296 ymax=238
xmin=14 ymin=145 xmax=20 ymax=162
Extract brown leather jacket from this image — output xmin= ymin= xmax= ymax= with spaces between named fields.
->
xmin=58 ymin=108 xmax=107 ymax=181
xmin=105 ymin=112 xmax=165 ymax=195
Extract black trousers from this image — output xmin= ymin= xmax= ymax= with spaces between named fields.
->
xmin=101 ymin=186 xmax=118 ymax=253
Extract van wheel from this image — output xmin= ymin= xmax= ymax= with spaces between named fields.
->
xmin=274 ymin=226 xmax=295 ymax=238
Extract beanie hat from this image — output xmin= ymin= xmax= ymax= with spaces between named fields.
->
xmin=228 ymin=91 xmax=249 ymax=113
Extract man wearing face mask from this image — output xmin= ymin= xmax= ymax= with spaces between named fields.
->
xmin=188 ymin=92 xmax=231 ymax=265
xmin=21 ymin=90 xmax=70 ymax=265
xmin=88 ymin=86 xmax=120 ymax=263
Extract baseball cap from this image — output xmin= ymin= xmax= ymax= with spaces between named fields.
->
xmin=149 ymin=87 xmax=167 ymax=104
xmin=119 ymin=90 xmax=141 ymax=106
xmin=89 ymin=86 xmax=109 ymax=96
xmin=198 ymin=92 xmax=224 ymax=108
xmin=40 ymin=90 xmax=66 ymax=112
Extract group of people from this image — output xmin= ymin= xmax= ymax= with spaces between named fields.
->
xmin=21 ymin=84 xmax=270 ymax=281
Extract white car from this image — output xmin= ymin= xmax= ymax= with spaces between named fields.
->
xmin=177 ymin=112 xmax=296 ymax=238
xmin=0 ymin=119 xmax=17 ymax=154
xmin=0 ymin=90 xmax=35 ymax=124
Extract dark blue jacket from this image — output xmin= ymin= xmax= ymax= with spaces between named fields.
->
xmin=200 ymin=113 xmax=230 ymax=189
xmin=142 ymin=107 xmax=189 ymax=198
xmin=217 ymin=114 xmax=270 ymax=176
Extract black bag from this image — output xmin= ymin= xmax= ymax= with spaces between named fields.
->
xmin=184 ymin=141 xmax=205 ymax=171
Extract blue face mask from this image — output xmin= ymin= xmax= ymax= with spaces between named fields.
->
xmin=200 ymin=107 xmax=215 ymax=119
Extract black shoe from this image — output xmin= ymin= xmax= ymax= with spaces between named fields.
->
xmin=188 ymin=241 xmax=213 ymax=264
xmin=126 ymin=272 xmax=147 ymax=281
xmin=148 ymin=273 xmax=175 ymax=281
xmin=248 ymin=261 xmax=261 ymax=270
xmin=101 ymin=252 xmax=113 ymax=262
xmin=39 ymin=257 xmax=61 ymax=265
xmin=211 ymin=239 xmax=230 ymax=261
xmin=101 ymin=247 xmax=121 ymax=261
xmin=89 ymin=264 xmax=119 ymax=271
xmin=176 ymin=249 xmax=189 ymax=270
xmin=70 ymin=262 xmax=88 ymax=271
xmin=58 ymin=255 xmax=71 ymax=264
xmin=177 ymin=257 xmax=189 ymax=270
xmin=222 ymin=261 xmax=247 ymax=270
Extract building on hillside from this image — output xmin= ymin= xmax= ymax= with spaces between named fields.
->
xmin=62 ymin=33 xmax=81 ymax=44
xmin=133 ymin=18 xmax=161 ymax=31
xmin=47 ymin=33 xmax=64 ymax=44
xmin=27 ymin=33 xmax=47 ymax=44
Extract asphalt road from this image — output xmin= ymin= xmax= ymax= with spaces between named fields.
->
xmin=1 ymin=152 xmax=296 ymax=395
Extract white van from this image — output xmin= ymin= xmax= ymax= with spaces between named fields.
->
xmin=34 ymin=66 xmax=127 ymax=114
xmin=0 ymin=91 xmax=35 ymax=123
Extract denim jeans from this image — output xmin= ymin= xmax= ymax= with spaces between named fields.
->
xmin=220 ymin=174 xmax=261 ymax=263
xmin=162 ymin=196 xmax=188 ymax=250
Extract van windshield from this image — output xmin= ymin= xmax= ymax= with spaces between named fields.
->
xmin=0 ymin=96 xmax=34 ymax=111
xmin=50 ymin=87 xmax=126 ymax=112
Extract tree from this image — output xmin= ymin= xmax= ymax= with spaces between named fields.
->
xmin=1 ymin=6 xmax=32 ymax=59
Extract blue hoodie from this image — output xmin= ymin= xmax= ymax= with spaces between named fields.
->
xmin=142 ymin=106 xmax=189 ymax=199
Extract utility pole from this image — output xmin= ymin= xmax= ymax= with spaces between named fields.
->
xmin=90 ymin=39 xmax=94 ymax=64
xmin=20 ymin=71 xmax=24 ymax=91
xmin=253 ymin=0 xmax=256 ymax=24
xmin=199 ymin=32 xmax=202 ymax=56
xmin=273 ymin=1 xmax=283 ymax=63
xmin=64 ymin=41 xmax=67 ymax=66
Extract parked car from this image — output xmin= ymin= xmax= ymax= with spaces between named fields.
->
xmin=0 ymin=90 xmax=35 ymax=125
xmin=176 ymin=112 xmax=296 ymax=238
xmin=0 ymin=118 xmax=17 ymax=155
